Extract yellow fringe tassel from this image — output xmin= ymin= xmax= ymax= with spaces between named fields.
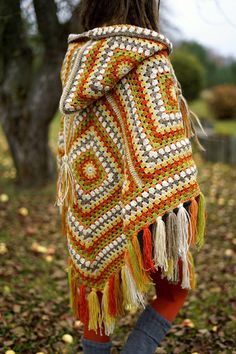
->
xmin=87 ymin=289 xmax=102 ymax=332
xmin=67 ymin=258 xmax=80 ymax=318
xmin=121 ymin=265 xmax=130 ymax=309
xmin=165 ymin=258 xmax=174 ymax=279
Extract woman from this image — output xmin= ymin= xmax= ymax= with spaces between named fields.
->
xmin=55 ymin=0 xmax=207 ymax=353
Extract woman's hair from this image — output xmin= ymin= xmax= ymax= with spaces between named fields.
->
xmin=79 ymin=0 xmax=160 ymax=32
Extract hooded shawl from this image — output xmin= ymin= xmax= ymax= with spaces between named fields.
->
xmin=55 ymin=24 xmax=207 ymax=335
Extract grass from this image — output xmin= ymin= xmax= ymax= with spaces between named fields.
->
xmin=190 ymin=98 xmax=236 ymax=136
xmin=190 ymin=98 xmax=214 ymax=121
xmin=214 ymin=120 xmax=236 ymax=136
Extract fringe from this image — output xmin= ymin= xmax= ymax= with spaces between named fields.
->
xmin=122 ymin=264 xmax=146 ymax=308
xmin=101 ymin=282 xmax=116 ymax=336
xmin=126 ymin=236 xmax=152 ymax=293
xmin=79 ymin=284 xmax=89 ymax=323
xmin=108 ymin=274 xmax=117 ymax=317
xmin=66 ymin=192 xmax=206 ymax=335
xmin=165 ymin=211 xmax=179 ymax=282
xmin=61 ymin=202 xmax=68 ymax=237
xmin=153 ymin=216 xmax=168 ymax=272
xmin=54 ymin=114 xmax=77 ymax=237
xmin=189 ymin=197 xmax=198 ymax=246
xmin=114 ymin=271 xmax=124 ymax=316
xmin=142 ymin=225 xmax=155 ymax=271
xmin=195 ymin=192 xmax=206 ymax=250
xmin=176 ymin=203 xmax=192 ymax=288
xmin=188 ymin=250 xmax=196 ymax=290
xmin=87 ymin=288 xmax=102 ymax=332
xmin=177 ymin=81 xmax=208 ymax=152
xmin=67 ymin=258 xmax=80 ymax=318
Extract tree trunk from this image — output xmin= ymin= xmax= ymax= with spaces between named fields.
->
xmin=0 ymin=0 xmax=67 ymax=187
xmin=0 ymin=57 xmax=64 ymax=187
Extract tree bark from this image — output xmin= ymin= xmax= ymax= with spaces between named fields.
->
xmin=0 ymin=0 xmax=67 ymax=187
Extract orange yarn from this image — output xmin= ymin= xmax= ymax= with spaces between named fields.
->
xmin=79 ymin=284 xmax=89 ymax=323
xmin=189 ymin=197 xmax=198 ymax=245
xmin=143 ymin=225 xmax=155 ymax=271
xmin=108 ymin=274 xmax=117 ymax=317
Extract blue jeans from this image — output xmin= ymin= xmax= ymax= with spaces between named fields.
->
xmin=81 ymin=304 xmax=171 ymax=354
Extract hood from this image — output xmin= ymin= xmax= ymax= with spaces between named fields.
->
xmin=59 ymin=24 xmax=173 ymax=115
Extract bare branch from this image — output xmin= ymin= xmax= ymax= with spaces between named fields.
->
xmin=33 ymin=0 xmax=62 ymax=52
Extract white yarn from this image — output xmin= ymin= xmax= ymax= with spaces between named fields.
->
xmin=177 ymin=203 xmax=192 ymax=289
xmin=153 ymin=216 xmax=168 ymax=272
xmin=124 ymin=265 xmax=146 ymax=309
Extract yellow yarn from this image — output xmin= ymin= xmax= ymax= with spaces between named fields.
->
xmin=121 ymin=265 xmax=130 ymax=308
xmin=166 ymin=258 xmax=174 ymax=278
xmin=87 ymin=289 xmax=102 ymax=332
xmin=126 ymin=238 xmax=151 ymax=293
xmin=196 ymin=191 xmax=206 ymax=250
xmin=188 ymin=251 xmax=196 ymax=290
xmin=131 ymin=234 xmax=153 ymax=286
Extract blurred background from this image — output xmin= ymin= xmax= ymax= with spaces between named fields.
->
xmin=0 ymin=0 xmax=235 ymax=353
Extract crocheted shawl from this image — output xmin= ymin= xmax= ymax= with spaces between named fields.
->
xmin=55 ymin=24 xmax=207 ymax=335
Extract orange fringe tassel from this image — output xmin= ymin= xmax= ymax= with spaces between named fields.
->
xmin=114 ymin=271 xmax=124 ymax=316
xmin=108 ymin=274 xmax=117 ymax=317
xmin=79 ymin=284 xmax=89 ymax=323
xmin=143 ymin=225 xmax=155 ymax=271
xmin=189 ymin=197 xmax=198 ymax=246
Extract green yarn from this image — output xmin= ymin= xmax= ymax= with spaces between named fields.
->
xmin=188 ymin=251 xmax=197 ymax=289
xmin=67 ymin=265 xmax=73 ymax=309
xmin=127 ymin=241 xmax=145 ymax=290
xmin=196 ymin=192 xmax=206 ymax=250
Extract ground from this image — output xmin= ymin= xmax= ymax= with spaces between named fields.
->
xmin=0 ymin=118 xmax=235 ymax=354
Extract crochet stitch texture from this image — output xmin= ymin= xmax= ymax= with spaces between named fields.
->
xmin=55 ymin=24 xmax=207 ymax=335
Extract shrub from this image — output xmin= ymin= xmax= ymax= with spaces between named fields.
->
xmin=206 ymin=84 xmax=236 ymax=120
xmin=171 ymin=51 xmax=206 ymax=101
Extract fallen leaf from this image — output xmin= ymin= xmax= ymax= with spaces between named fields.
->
xmin=46 ymin=245 xmax=56 ymax=255
xmin=45 ymin=255 xmax=53 ymax=263
xmin=18 ymin=207 xmax=29 ymax=216
xmin=0 ymin=242 xmax=8 ymax=255
xmin=31 ymin=242 xmax=48 ymax=254
xmin=181 ymin=318 xmax=195 ymax=328
xmin=25 ymin=226 xmax=37 ymax=235
xmin=3 ymin=285 xmax=11 ymax=294
xmin=62 ymin=334 xmax=73 ymax=344
xmin=11 ymin=326 xmax=25 ymax=337
xmin=13 ymin=304 xmax=21 ymax=313
xmin=0 ymin=193 xmax=9 ymax=202
xmin=224 ymin=249 xmax=234 ymax=257
xmin=74 ymin=320 xmax=83 ymax=329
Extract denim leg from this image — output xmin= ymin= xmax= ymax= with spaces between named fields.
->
xmin=121 ymin=304 xmax=172 ymax=354
xmin=81 ymin=336 xmax=112 ymax=354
